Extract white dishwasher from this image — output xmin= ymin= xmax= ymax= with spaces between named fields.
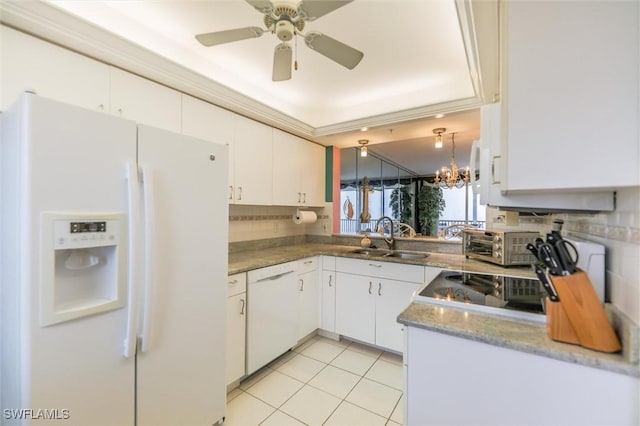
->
xmin=246 ymin=261 xmax=298 ymax=375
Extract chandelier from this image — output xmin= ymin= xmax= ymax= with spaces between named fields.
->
xmin=434 ymin=132 xmax=470 ymax=189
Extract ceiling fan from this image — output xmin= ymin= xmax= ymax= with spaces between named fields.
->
xmin=195 ymin=0 xmax=364 ymax=81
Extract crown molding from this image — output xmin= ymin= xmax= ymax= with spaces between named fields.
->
xmin=0 ymin=0 xmax=314 ymax=136
xmin=0 ymin=0 xmax=490 ymax=142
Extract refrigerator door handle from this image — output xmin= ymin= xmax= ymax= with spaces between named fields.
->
xmin=123 ymin=163 xmax=141 ymax=358
xmin=140 ymin=165 xmax=156 ymax=353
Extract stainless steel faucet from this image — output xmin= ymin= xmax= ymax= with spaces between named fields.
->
xmin=375 ymin=215 xmax=395 ymax=251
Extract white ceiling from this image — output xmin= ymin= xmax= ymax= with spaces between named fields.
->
xmin=7 ymin=0 xmax=492 ymax=176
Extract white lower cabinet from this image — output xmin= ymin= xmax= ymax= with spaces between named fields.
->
xmin=226 ymin=273 xmax=246 ymax=386
xmin=374 ymin=278 xmax=421 ymax=351
xmin=405 ymin=326 xmax=640 ymax=425
xmin=336 ymin=273 xmax=377 ymax=344
xmin=335 ymin=258 xmax=431 ymax=353
xmin=297 ymin=257 xmax=319 ymax=340
xmin=320 ymin=256 xmax=336 ymax=333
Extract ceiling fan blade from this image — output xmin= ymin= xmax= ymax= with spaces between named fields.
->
xmin=298 ymin=1 xmax=352 ymax=21
xmin=195 ymin=27 xmax=264 ymax=47
xmin=272 ymin=43 xmax=292 ymax=81
xmin=245 ymin=0 xmax=273 ymax=14
xmin=304 ymin=31 xmax=363 ymax=69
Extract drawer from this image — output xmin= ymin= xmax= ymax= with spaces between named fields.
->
xmin=335 ymin=257 xmax=425 ymax=283
xmin=227 ymin=273 xmax=247 ymax=297
xmin=297 ymin=256 xmax=317 ymax=274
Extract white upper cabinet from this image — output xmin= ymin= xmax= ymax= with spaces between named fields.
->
xmin=110 ymin=67 xmax=182 ymax=133
xmin=272 ymin=129 xmax=325 ymax=207
xmin=233 ymin=115 xmax=273 ymax=205
xmin=182 ymin=95 xmax=236 ymax=201
xmin=1 ymin=26 xmax=110 ymax=113
xmin=502 ymin=0 xmax=639 ymax=191
xmin=181 ymin=94 xmax=234 ymax=144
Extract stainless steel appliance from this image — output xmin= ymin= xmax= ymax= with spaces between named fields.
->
xmin=463 ymin=229 xmax=539 ymax=266
xmin=416 ymin=271 xmax=546 ymax=320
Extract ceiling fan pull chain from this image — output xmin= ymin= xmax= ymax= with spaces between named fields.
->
xmin=294 ymin=35 xmax=299 ymax=71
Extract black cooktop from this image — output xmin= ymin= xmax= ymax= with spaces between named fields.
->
xmin=419 ymin=271 xmax=545 ymax=316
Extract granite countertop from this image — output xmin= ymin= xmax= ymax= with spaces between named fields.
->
xmin=228 ymin=241 xmax=639 ymax=378
xmin=398 ymin=300 xmax=640 ymax=378
xmin=228 ymin=242 xmax=535 ymax=278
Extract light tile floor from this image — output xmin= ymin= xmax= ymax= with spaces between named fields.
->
xmin=226 ymin=335 xmax=403 ymax=426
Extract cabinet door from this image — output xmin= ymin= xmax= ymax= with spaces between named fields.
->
xmin=298 ymin=270 xmax=319 ymax=339
xmin=110 ymin=67 xmax=182 ymax=133
xmin=272 ymin=128 xmax=303 ymax=205
xmin=375 ymin=279 xmax=419 ymax=353
xmin=301 ymin=141 xmax=325 ymax=207
xmin=226 ymin=292 xmax=246 ymax=386
xmin=233 ymin=116 xmax=273 ymax=205
xmin=181 ymin=95 xmax=236 ymax=202
xmin=503 ymin=1 xmax=639 ymax=190
xmin=1 ymin=26 xmax=110 ymax=113
xmin=320 ymin=271 xmax=336 ymax=332
xmin=335 ymin=272 xmax=375 ymax=345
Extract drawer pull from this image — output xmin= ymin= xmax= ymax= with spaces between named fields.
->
xmin=369 ymin=263 xmax=382 ymax=268
xmin=240 ymin=298 xmax=245 ymax=315
xmin=368 ymin=281 xmax=372 ymax=295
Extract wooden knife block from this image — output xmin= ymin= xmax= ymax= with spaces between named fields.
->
xmin=545 ymin=271 xmax=621 ymax=353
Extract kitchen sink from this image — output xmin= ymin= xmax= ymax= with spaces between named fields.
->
xmin=385 ymin=251 xmax=429 ymax=259
xmin=350 ymin=248 xmax=428 ymax=259
xmin=349 ymin=248 xmax=390 ymax=256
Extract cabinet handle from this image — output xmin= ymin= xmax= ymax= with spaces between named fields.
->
xmin=229 ymin=186 xmax=234 ymax=200
xmin=299 ymin=279 xmax=304 ymax=291
xmin=240 ymin=298 xmax=245 ymax=315
xmin=117 ymin=108 xmax=123 ymax=115
xmin=228 ymin=279 xmax=238 ymax=286
xmin=237 ymin=186 xmax=243 ymax=200
xmin=328 ymin=275 xmax=333 ymax=287
xmin=304 ymin=260 xmax=313 ymax=265
xmin=378 ymin=282 xmax=382 ymax=296
xmin=368 ymin=281 xmax=372 ymax=295
xmin=297 ymin=192 xmax=301 ymax=203
xmin=368 ymin=263 xmax=382 ymax=268
xmin=98 ymin=104 xmax=104 ymax=111
xmin=302 ymin=192 xmax=306 ymax=203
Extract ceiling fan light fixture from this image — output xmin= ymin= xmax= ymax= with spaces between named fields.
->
xmin=275 ymin=20 xmax=295 ymax=41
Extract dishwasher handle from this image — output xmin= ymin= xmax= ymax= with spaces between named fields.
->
xmin=255 ymin=270 xmax=295 ymax=283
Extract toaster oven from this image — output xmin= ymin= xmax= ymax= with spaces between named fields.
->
xmin=463 ymin=229 xmax=539 ymax=266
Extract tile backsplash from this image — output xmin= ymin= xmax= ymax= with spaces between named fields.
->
xmin=229 ymin=204 xmax=331 ymax=242
xmin=486 ymin=187 xmax=640 ymax=324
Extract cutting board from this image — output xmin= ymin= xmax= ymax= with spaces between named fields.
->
xmin=549 ymin=271 xmax=621 ymax=353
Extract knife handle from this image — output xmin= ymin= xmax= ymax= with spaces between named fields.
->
xmin=533 ymin=264 xmax=560 ymax=302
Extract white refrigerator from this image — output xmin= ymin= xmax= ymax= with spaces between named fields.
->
xmin=1 ymin=93 xmax=228 ymax=425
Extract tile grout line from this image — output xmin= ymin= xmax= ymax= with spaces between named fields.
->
xmin=230 ymin=335 xmax=404 ymax=425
